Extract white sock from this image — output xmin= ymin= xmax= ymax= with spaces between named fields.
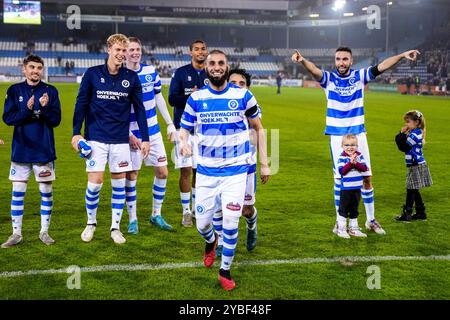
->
xmin=125 ymin=179 xmax=137 ymax=222
xmin=180 ymin=192 xmax=190 ymax=213
xmin=337 ymin=215 xmax=347 ymax=229
xmin=11 ymin=182 xmax=27 ymax=236
xmin=197 ymin=220 xmax=216 ymax=244
xmin=221 ymin=215 xmax=240 ymax=271
xmin=111 ymin=178 xmax=126 ymax=230
xmin=349 ymin=218 xmax=359 ymax=228
xmin=213 ymin=210 xmax=223 ymax=246
xmin=86 ymin=182 xmax=102 ymax=225
xmin=39 ymin=183 xmax=53 ymax=233
xmin=152 ymin=177 xmax=167 ymax=217
xmin=245 ymin=207 xmax=257 ymax=230
xmin=361 ymin=188 xmax=375 ymax=222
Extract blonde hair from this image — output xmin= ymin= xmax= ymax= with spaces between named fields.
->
xmin=404 ymin=109 xmax=426 ymax=141
xmin=106 ymin=34 xmax=129 ymax=48
xmin=341 ymin=134 xmax=358 ymax=146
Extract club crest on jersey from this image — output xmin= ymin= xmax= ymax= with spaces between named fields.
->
xmin=118 ymin=161 xmax=129 ymax=168
xmin=19 ymin=96 xmax=23 ymax=102
xmin=196 ymin=205 xmax=205 ymax=215
xmin=145 ymin=74 xmax=153 ymax=82
xmin=203 ymin=103 xmax=208 ymax=109
xmin=349 ymin=77 xmax=356 ymax=85
xmin=38 ymin=170 xmax=52 ymax=178
xmin=100 ymin=77 xmax=105 ymax=83
xmin=188 ymin=76 xmax=192 ymax=81
xmin=226 ymin=202 xmax=241 ymax=211
xmin=228 ymin=99 xmax=239 ymax=110
xmin=121 ymin=80 xmax=130 ymax=88
xmin=204 ymin=79 xmax=209 ymax=85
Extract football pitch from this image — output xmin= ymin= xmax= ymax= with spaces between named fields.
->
xmin=0 ymin=83 xmax=449 ymax=300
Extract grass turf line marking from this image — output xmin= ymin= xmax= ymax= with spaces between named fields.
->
xmin=1 ymin=254 xmax=449 ymax=278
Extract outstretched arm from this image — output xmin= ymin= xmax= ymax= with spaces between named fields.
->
xmin=291 ymin=49 xmax=323 ymax=81
xmin=378 ymin=50 xmax=420 ymax=73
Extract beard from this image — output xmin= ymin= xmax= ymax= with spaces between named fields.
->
xmin=337 ymin=65 xmax=350 ymax=75
xmin=29 ymin=76 xmax=40 ymax=83
xmin=207 ymin=68 xmax=229 ymax=87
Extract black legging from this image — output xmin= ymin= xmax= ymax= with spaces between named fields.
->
xmin=406 ymin=189 xmax=423 ymax=208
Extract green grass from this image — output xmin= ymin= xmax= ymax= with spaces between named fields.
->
xmin=0 ymin=83 xmax=449 ymax=300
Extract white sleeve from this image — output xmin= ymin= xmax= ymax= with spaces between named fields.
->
xmin=155 ymin=92 xmax=173 ymax=125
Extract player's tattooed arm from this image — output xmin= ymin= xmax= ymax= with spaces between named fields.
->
xmin=291 ymin=49 xmax=323 ymax=81
xmin=248 ymin=117 xmax=270 ymax=184
xmin=377 ymin=49 xmax=420 ymax=73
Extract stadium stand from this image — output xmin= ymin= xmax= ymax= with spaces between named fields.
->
xmin=0 ymin=39 xmax=382 ymax=79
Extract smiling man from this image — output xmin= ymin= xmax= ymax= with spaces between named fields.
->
xmin=178 ymin=50 xmax=269 ymax=291
xmin=72 ymin=34 xmax=150 ymax=245
xmin=292 ymin=46 xmax=421 ymax=236
xmin=2 ymin=54 xmax=61 ymax=248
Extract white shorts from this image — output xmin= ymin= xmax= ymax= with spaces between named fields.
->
xmin=9 ymin=161 xmax=56 ymax=182
xmin=130 ymin=133 xmax=168 ymax=171
xmin=85 ymin=141 xmax=131 ymax=173
xmin=330 ymin=132 xmax=372 ymax=179
xmin=244 ymin=171 xmax=257 ymax=206
xmin=172 ymin=130 xmax=198 ymax=169
xmin=195 ymin=172 xmax=247 ymax=221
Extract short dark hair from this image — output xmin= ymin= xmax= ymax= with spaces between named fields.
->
xmin=335 ymin=46 xmax=352 ymax=55
xmin=128 ymin=37 xmax=142 ymax=46
xmin=229 ymin=68 xmax=252 ymax=88
xmin=189 ymin=39 xmax=207 ymax=51
xmin=23 ymin=54 xmax=44 ymax=66
xmin=207 ymin=49 xmax=227 ymax=62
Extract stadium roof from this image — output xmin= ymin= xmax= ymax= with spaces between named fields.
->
xmin=43 ymin=0 xmax=291 ymax=11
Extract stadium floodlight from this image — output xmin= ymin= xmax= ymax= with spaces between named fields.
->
xmin=362 ymin=7 xmax=368 ymax=11
xmin=309 ymin=13 xmax=320 ymax=18
xmin=343 ymin=12 xmax=354 ymax=17
xmin=387 ymin=1 xmax=393 ymax=5
xmin=332 ymin=0 xmax=346 ymax=12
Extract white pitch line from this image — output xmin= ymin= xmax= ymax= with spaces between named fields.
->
xmin=0 ymin=254 xmax=449 ymax=279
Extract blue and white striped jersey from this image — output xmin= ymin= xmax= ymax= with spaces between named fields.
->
xmin=319 ymin=67 xmax=377 ymax=136
xmin=405 ymin=128 xmax=426 ymax=166
xmin=337 ymin=151 xmax=368 ymax=190
xmin=180 ymin=83 xmax=260 ymax=177
xmin=129 ymin=63 xmax=162 ymax=139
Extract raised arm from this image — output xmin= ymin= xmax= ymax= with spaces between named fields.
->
xmin=291 ymin=49 xmax=323 ymax=81
xmin=378 ymin=50 xmax=420 ymax=73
